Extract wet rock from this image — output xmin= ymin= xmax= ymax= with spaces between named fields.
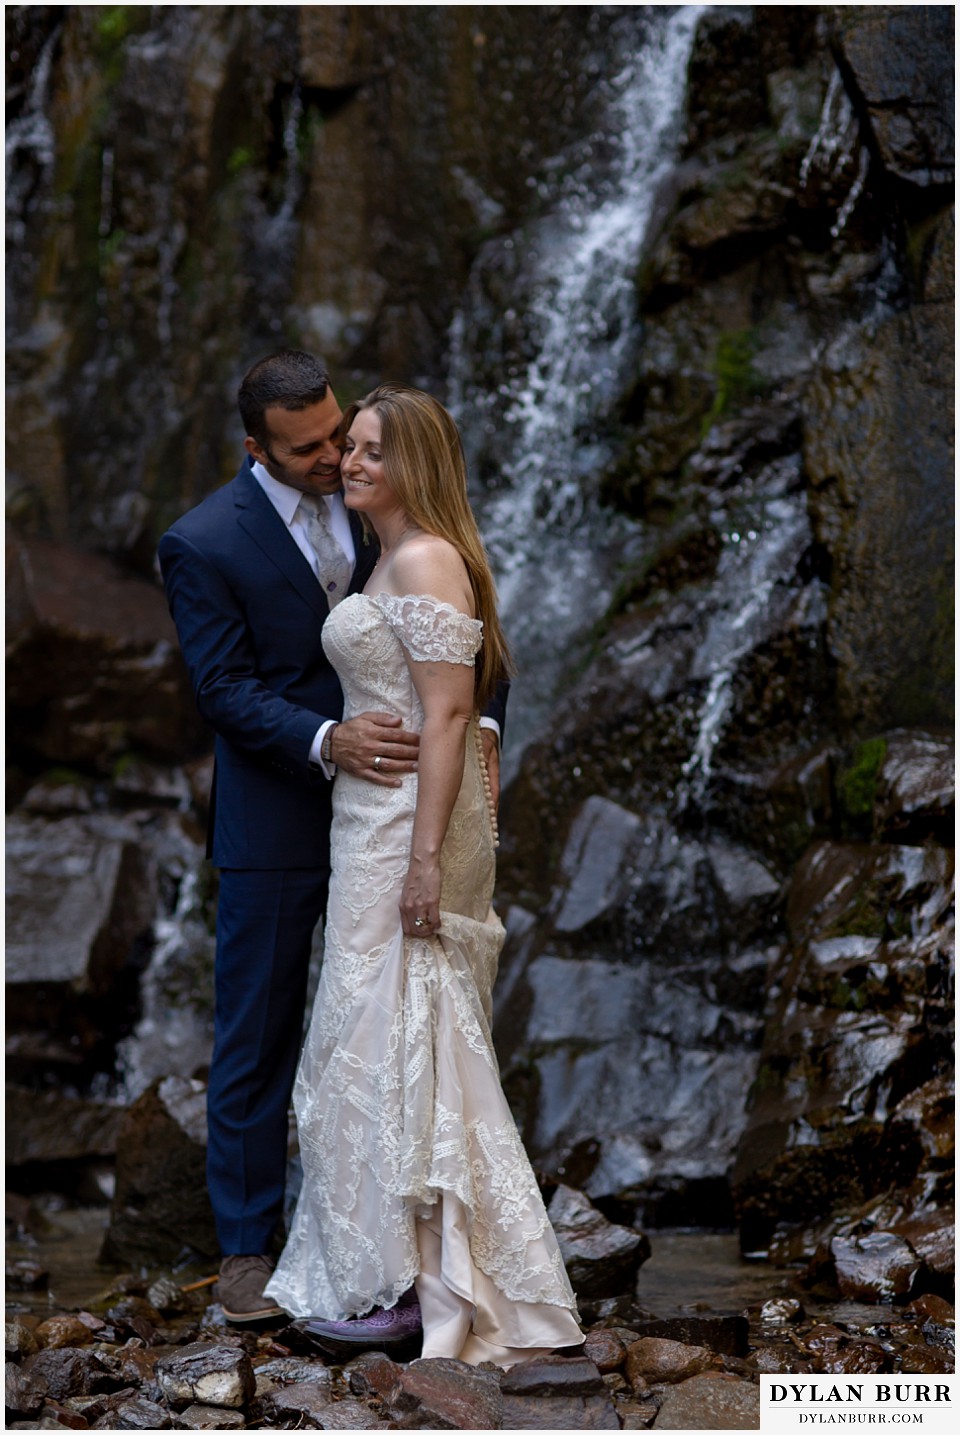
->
xmin=390 ymin=1358 xmax=502 ymax=1430
xmin=631 ymin=1315 xmax=749 ymax=1357
xmin=6 ymin=1318 xmax=41 ymax=1360
xmin=5 ymin=1086 xmax=125 ymax=1169
xmin=254 ymin=1356 xmax=333 ymax=1399
xmin=5 ymin=813 xmax=154 ymax=1035
xmin=38 ymin=1400 xmax=91 ymax=1429
xmin=154 ymin=1342 xmax=254 ymax=1410
xmin=803 ymin=1324 xmax=889 ymax=1375
xmin=256 ymin=1380 xmax=334 ymax=1426
xmin=654 ymin=1371 xmax=760 ymax=1430
xmin=547 ymin=1185 xmax=648 ymax=1299
xmin=897 ymin=1344 xmax=955 ymax=1376
xmin=875 ymin=733 xmax=954 ymax=845
xmin=19 ymin=1348 xmax=89 ymax=1403
xmin=178 ymin=1407 xmax=246 ymax=1431
xmin=315 ymin=1401 xmax=394 ymax=1430
xmin=102 ymin=1077 xmax=217 ymax=1265
xmin=94 ymin=1396 xmax=172 ymax=1429
xmin=906 ymin=1294 xmax=955 ymax=1327
xmin=500 ymin=1391 xmax=620 ymax=1430
xmin=144 ymin=1278 xmax=183 ymax=1315
xmin=35 ymin=1318 xmax=93 ymax=1352
xmin=804 ymin=311 xmax=953 ymax=731
xmin=832 ymin=6 xmax=954 ymax=186
xmin=346 ymin=1351 xmax=405 ymax=1403
xmin=760 ymin=1298 xmax=804 ymax=1325
xmin=5 ymin=534 xmax=204 ymax=767
xmin=583 ymin=1328 xmax=628 ymax=1373
xmin=6 ymin=1259 xmax=49 ymax=1291
xmin=500 ymin=1355 xmax=605 ymax=1397
xmin=624 ymin=1337 xmax=715 ymax=1387
xmin=553 ymin=797 xmax=642 ymax=933
xmin=894 ymin=1210 xmax=954 ymax=1279
xmin=831 ymin=1232 xmax=922 ymax=1302
xmin=6 ymin=1361 xmax=45 ymax=1417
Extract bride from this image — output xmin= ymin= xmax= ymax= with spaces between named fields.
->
xmin=265 ymin=384 xmax=582 ymax=1367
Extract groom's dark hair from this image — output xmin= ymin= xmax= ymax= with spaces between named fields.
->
xmin=239 ymin=350 xmax=331 ymax=448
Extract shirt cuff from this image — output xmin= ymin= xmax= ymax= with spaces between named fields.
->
xmin=310 ymin=720 xmax=338 ymax=780
xmin=478 ymin=717 xmax=501 ymax=747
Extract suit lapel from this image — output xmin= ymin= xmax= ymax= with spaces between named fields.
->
xmin=233 ymin=463 xmax=330 ymax=622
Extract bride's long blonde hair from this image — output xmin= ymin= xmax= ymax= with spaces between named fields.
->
xmin=340 ymin=384 xmax=512 ymax=709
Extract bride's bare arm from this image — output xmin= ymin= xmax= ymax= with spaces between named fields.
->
xmin=385 ymin=541 xmax=477 ymax=937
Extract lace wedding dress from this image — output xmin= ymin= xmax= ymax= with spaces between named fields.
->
xmin=265 ymin=592 xmax=581 ymax=1356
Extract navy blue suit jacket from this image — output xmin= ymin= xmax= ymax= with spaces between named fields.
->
xmin=158 ymin=458 xmax=507 ymax=871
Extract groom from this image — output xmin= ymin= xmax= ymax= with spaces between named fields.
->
xmin=159 ymin=351 xmax=505 ymax=1326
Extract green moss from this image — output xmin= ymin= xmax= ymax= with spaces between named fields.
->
xmin=227 ymin=145 xmax=255 ymax=175
xmin=96 ymin=7 xmax=136 ymax=44
xmin=837 ymin=737 xmax=887 ymax=823
xmin=702 ymin=328 xmax=763 ymax=435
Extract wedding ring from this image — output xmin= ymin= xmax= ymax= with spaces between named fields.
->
xmin=373 ymin=755 xmax=382 ymax=770
xmin=414 ymin=917 xmax=426 ymax=927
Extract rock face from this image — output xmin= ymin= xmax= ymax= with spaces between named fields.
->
xmin=101 ymin=1077 xmax=218 ymax=1264
xmin=6 ymin=534 xmax=204 ymax=768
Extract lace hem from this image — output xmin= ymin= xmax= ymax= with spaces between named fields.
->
xmin=265 ymin=911 xmax=579 ymax=1321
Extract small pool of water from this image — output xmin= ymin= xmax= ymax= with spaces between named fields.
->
xmin=6 ymin=1209 xmax=882 ymax=1336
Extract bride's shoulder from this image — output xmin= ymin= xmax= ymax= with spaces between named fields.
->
xmin=387 ymin=535 xmax=473 ymax=615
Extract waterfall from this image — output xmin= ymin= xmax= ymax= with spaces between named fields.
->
xmin=449 ymin=7 xmax=704 ymax=772
xmin=5 ymin=25 xmax=60 ymax=319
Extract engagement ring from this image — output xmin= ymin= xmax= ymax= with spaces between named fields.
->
xmin=414 ymin=917 xmax=426 ymax=927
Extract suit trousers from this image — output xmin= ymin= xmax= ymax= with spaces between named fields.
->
xmin=208 ymin=866 xmax=329 ymax=1254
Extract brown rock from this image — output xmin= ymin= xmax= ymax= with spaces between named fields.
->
xmin=501 ymin=1392 xmax=621 ymax=1429
xmin=803 ymin=1324 xmax=889 ymax=1374
xmin=346 ymin=1350 xmax=406 ymax=1403
xmin=632 ymin=1315 xmax=749 ymax=1357
xmin=35 ymin=1316 xmax=94 ymax=1350
xmin=654 ymin=1371 xmax=760 ymax=1429
xmin=38 ymin=1401 xmax=90 ymax=1430
xmin=906 ymin=1293 xmax=955 ymax=1326
xmin=500 ymin=1355 xmax=605 ymax=1396
xmin=624 ymin=1337 xmax=714 ymax=1388
xmin=831 ymin=1232 xmax=922 ymax=1302
xmin=894 ymin=1211 xmax=955 ymax=1277
xmin=5 ymin=534 xmax=204 ymax=768
xmin=583 ymin=1328 xmax=628 ymax=1372
xmin=6 ymin=1088 xmax=125 ymax=1167
xmin=393 ymin=1357 xmax=503 ymax=1430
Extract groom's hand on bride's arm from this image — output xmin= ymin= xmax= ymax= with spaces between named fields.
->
xmin=330 ymin=712 xmax=420 ymax=786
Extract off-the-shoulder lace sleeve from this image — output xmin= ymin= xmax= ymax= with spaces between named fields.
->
xmin=374 ymin=592 xmax=482 ymax=665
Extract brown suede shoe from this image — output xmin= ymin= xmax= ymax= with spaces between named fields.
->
xmin=216 ymin=1254 xmax=286 ymax=1324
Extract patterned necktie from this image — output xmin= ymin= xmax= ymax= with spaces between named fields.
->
xmin=298 ymin=494 xmax=353 ymax=607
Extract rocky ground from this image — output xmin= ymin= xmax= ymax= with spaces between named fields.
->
xmin=6 ymin=1225 xmax=955 ymax=1431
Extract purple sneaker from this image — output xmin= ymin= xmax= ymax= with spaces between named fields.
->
xmin=304 ymin=1290 xmax=422 ymax=1359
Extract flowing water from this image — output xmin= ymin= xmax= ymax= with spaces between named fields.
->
xmin=449 ymin=6 xmax=704 ymax=773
